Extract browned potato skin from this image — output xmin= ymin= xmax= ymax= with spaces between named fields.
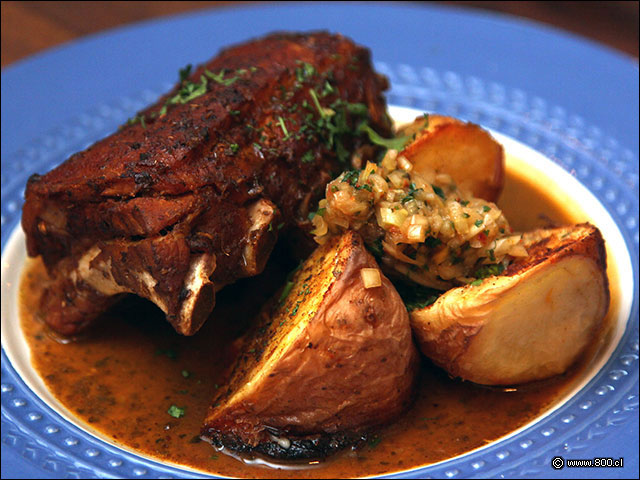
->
xmin=409 ymin=223 xmax=609 ymax=385
xmin=398 ymin=115 xmax=505 ymax=202
xmin=202 ymin=230 xmax=418 ymax=459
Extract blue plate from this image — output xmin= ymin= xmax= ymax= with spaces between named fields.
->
xmin=2 ymin=3 xmax=638 ymax=479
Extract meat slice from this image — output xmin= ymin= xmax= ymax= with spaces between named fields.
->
xmin=22 ymin=32 xmax=391 ymax=335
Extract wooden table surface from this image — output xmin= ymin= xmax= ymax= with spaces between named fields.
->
xmin=1 ymin=1 xmax=638 ymax=69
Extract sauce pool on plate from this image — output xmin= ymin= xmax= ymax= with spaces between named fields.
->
xmin=18 ymin=156 xmax=619 ymax=478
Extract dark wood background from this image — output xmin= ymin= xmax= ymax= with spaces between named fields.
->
xmin=2 ymin=1 xmax=638 ymax=68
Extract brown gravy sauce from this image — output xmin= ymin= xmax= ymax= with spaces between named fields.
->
xmin=19 ymin=160 xmax=620 ymax=478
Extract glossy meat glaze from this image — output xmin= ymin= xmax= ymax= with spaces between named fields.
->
xmin=21 ymin=32 xmax=391 ymax=336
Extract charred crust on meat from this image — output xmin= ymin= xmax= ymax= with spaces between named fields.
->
xmin=21 ymin=32 xmax=391 ymax=337
xmin=133 ymin=171 xmax=152 ymax=187
xmin=86 ymin=179 xmax=102 ymax=195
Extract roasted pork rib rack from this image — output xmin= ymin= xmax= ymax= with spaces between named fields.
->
xmin=22 ymin=32 xmax=391 ymax=335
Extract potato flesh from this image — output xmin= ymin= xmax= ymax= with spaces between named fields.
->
xmin=409 ymin=224 xmax=609 ymax=385
xmin=399 ymin=115 xmax=505 ymax=202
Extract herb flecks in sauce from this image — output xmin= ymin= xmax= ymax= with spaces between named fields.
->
xmin=168 ymin=405 xmax=186 ymax=418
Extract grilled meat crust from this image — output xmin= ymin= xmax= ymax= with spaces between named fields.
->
xmin=21 ymin=32 xmax=391 ymax=336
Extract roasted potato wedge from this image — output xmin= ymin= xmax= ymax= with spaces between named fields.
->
xmin=398 ymin=114 xmax=504 ymax=202
xmin=408 ymin=223 xmax=609 ymax=385
xmin=201 ymin=230 xmax=418 ymax=459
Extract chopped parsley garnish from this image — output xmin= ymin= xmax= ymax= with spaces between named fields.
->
xmin=309 ymin=88 xmax=332 ymax=119
xmin=424 ymin=236 xmax=442 ymax=248
xmin=168 ymin=75 xmax=208 ymax=105
xmin=301 ymin=150 xmax=314 ymax=163
xmin=277 ymin=116 xmax=289 ymax=138
xmin=483 ymin=205 xmax=491 ymax=212
xmin=229 ymin=143 xmax=239 ymax=154
xmin=126 ymin=114 xmax=147 ymax=129
xmin=126 ymin=61 xmax=379 ymax=167
xmin=289 ymin=301 xmax=302 ymax=317
xmin=279 ymin=281 xmax=295 ymax=304
xmin=395 ymin=283 xmax=441 ymax=311
xmin=295 ymin=61 xmax=316 ymax=82
xmin=359 ymin=124 xmax=411 ymax=151
xmin=401 ymin=182 xmax=422 ymax=203
xmin=181 ymin=370 xmax=191 ymax=378
xmin=179 ymin=64 xmax=192 ymax=82
xmin=432 ymin=184 xmax=446 ymax=200
xmin=474 ymin=219 xmax=484 ymax=227
xmin=204 ymin=68 xmax=239 ymax=86
xmin=321 ymin=80 xmax=335 ymax=97
xmin=299 ymin=85 xmax=371 ymax=164
xmin=308 ymin=207 xmax=326 ymax=219
xmin=366 ymin=238 xmax=384 ymax=258
xmin=368 ymin=436 xmax=382 ymax=448
xmin=167 ymin=405 xmax=185 ymax=418
xmin=459 ymin=200 xmax=470 ymax=206
xmin=125 ymin=65 xmax=257 ymax=128
xmin=469 ymin=279 xmax=483 ymax=286
xmin=155 ymin=348 xmax=177 ymax=360
xmin=474 ymin=263 xmax=505 ymax=279
xmin=341 ymin=169 xmax=360 ymax=186
xmin=346 ymin=102 xmax=369 ymax=116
